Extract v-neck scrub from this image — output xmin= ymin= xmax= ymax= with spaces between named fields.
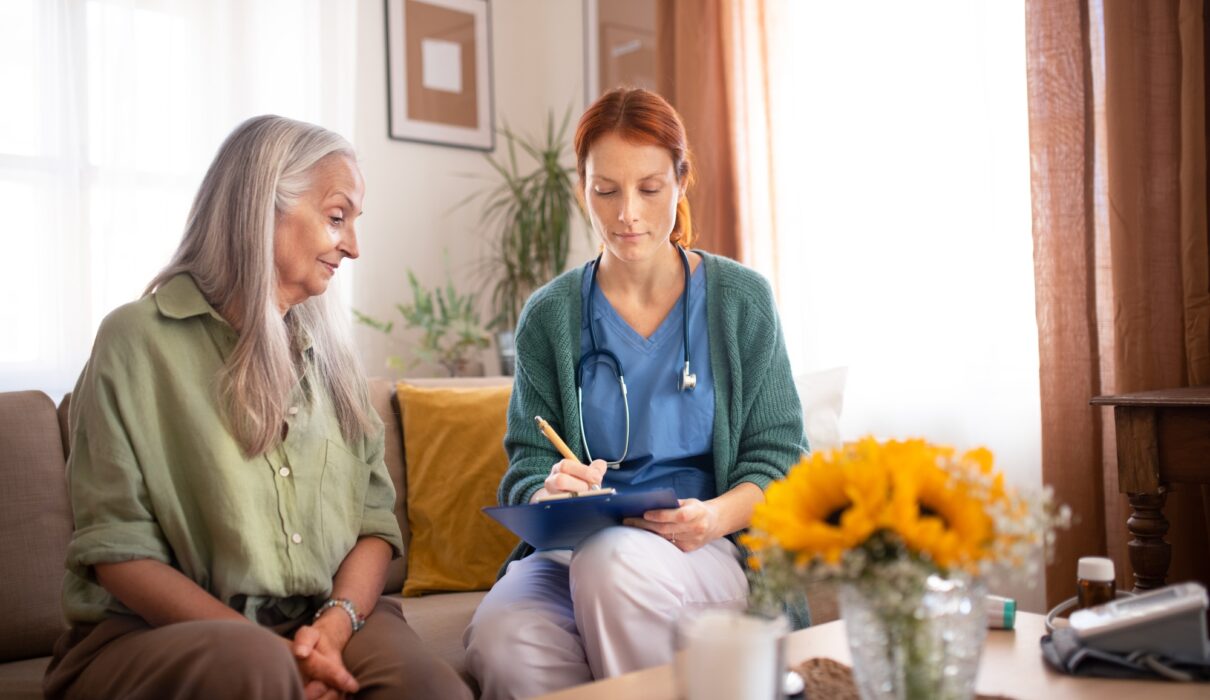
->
xmin=578 ymin=260 xmax=715 ymax=500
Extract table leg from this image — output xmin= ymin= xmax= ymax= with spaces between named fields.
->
xmin=1126 ymin=488 xmax=1170 ymax=591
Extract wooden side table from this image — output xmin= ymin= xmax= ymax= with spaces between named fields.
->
xmin=1090 ymin=386 xmax=1210 ymax=590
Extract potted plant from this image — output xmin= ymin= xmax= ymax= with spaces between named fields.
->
xmin=467 ymin=109 xmax=588 ymax=374
xmin=355 ymin=269 xmax=491 ymax=377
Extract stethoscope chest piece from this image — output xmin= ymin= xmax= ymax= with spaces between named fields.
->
xmin=679 ymin=361 xmax=697 ymax=391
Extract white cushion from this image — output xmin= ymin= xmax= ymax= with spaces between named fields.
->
xmin=794 ymin=367 xmax=848 ymax=452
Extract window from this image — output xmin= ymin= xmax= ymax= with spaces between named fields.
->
xmin=767 ymin=1 xmax=1039 ymax=482
xmin=0 ymin=0 xmax=356 ymax=397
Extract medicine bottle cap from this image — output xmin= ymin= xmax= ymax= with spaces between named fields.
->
xmin=1077 ymin=556 xmax=1114 ymax=582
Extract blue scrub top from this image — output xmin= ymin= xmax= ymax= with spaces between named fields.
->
xmin=578 ymin=258 xmax=716 ymax=501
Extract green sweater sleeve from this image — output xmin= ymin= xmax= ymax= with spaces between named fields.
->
xmin=729 ymin=304 xmax=808 ymax=490
xmin=705 ymin=254 xmax=808 ymax=493
xmin=498 ymin=276 xmax=586 ymax=507
xmin=499 ymin=338 xmax=560 ymax=506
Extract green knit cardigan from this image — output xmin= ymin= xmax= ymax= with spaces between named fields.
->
xmin=497 ymin=251 xmax=811 ymax=625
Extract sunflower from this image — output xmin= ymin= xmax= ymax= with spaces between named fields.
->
xmin=746 ymin=438 xmax=893 ymax=565
xmin=879 ymin=439 xmax=995 ymax=570
xmin=745 ymin=436 xmax=1066 ymax=602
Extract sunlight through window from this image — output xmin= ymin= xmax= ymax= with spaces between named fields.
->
xmin=769 ymin=1 xmax=1038 ymax=489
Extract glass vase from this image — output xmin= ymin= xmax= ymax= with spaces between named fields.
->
xmin=838 ymin=574 xmax=987 ymax=700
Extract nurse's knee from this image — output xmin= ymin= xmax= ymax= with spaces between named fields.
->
xmin=570 ymin=528 xmax=673 ymax=605
xmin=467 ymin=604 xmax=548 ymax=664
xmin=466 ymin=606 xmax=559 ymax=691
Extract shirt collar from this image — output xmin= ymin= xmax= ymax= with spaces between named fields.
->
xmin=153 ymin=272 xmax=315 ymax=352
xmin=154 ymin=273 xmax=230 ymax=324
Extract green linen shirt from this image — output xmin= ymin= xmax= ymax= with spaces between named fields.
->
xmin=62 ymin=273 xmax=403 ymax=626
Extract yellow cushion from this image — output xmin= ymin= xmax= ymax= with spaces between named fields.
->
xmin=397 ymin=382 xmax=518 ymax=596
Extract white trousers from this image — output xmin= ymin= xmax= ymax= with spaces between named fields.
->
xmin=463 ymin=526 xmax=749 ymax=700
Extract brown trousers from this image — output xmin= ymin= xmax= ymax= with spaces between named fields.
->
xmin=43 ymin=598 xmax=472 ymax=700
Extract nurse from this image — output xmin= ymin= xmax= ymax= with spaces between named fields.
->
xmin=464 ymin=88 xmax=807 ymax=700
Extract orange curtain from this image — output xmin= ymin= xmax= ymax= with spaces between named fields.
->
xmin=655 ymin=0 xmax=766 ymax=262
xmin=1025 ymin=0 xmax=1108 ymax=608
xmin=1027 ymin=0 xmax=1210 ymax=606
xmin=1103 ymin=0 xmax=1210 ymax=595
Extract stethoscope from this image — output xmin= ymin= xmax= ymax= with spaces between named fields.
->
xmin=576 ymin=245 xmax=697 ymax=468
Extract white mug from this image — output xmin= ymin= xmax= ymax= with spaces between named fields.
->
xmin=675 ymin=609 xmax=787 ymax=700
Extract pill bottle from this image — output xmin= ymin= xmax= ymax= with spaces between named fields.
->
xmin=985 ymin=594 xmax=1016 ymax=629
xmin=1076 ymin=556 xmax=1115 ymax=610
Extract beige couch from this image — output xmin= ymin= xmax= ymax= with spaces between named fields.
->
xmin=0 ymin=377 xmax=504 ymax=699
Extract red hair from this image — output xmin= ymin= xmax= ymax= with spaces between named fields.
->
xmin=574 ymin=88 xmax=696 ymax=248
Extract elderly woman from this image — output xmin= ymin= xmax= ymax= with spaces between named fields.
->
xmin=43 ymin=116 xmax=472 ymax=700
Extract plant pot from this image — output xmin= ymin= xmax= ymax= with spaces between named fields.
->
xmin=496 ymin=330 xmax=516 ymax=376
xmin=839 ymin=574 xmax=987 ymax=700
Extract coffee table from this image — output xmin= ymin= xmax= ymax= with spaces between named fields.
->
xmin=533 ymin=612 xmax=1206 ymax=699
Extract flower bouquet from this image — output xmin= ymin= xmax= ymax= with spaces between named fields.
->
xmin=742 ymin=437 xmax=1069 ymax=700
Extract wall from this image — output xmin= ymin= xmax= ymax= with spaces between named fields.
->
xmin=352 ymin=0 xmax=594 ymax=377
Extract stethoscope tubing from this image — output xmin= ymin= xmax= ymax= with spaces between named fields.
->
xmin=576 ymin=246 xmax=695 ymax=468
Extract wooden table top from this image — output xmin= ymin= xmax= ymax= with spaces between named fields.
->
xmin=534 ymin=612 xmax=1206 ymax=699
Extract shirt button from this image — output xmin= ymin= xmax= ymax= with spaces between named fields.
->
xmin=279 ymin=467 xmax=291 ymax=477
xmin=287 ymin=406 xmax=299 ymax=416
xmin=291 ymin=533 xmax=302 ymax=544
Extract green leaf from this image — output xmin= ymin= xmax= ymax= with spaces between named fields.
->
xmin=376 ymin=257 xmax=493 ymax=375
xmin=352 ymin=309 xmax=393 ymax=334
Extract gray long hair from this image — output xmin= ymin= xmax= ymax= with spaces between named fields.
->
xmin=148 ymin=115 xmax=376 ymax=457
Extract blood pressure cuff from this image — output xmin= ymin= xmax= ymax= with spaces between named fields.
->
xmin=1041 ymin=628 xmax=1210 ymax=682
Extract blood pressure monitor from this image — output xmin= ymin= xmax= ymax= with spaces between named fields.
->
xmin=1069 ymin=582 xmax=1209 ymax=662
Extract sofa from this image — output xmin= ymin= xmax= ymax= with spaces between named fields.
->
xmin=0 ymin=376 xmax=507 ymax=699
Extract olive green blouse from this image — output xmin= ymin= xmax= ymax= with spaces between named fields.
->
xmin=62 ymin=273 xmax=402 ymax=625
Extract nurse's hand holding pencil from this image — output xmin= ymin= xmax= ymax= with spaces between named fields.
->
xmin=531 ymin=416 xmax=608 ymax=502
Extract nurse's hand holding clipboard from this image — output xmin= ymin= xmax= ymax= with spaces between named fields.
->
xmin=624 ymin=499 xmax=721 ymax=553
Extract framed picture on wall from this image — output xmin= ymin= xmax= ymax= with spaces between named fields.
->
xmin=385 ymin=0 xmax=494 ymax=150
xmin=583 ymin=0 xmax=658 ymax=105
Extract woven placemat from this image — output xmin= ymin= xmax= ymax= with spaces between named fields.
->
xmin=793 ymin=658 xmax=1013 ymax=700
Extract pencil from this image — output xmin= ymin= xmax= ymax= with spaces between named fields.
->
xmin=534 ymin=416 xmax=577 ymax=462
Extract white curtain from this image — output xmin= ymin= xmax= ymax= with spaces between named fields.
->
xmin=761 ymin=2 xmax=1040 ymax=497
xmin=759 ymin=0 xmax=1041 ymax=608
xmin=0 ymin=0 xmax=356 ymax=397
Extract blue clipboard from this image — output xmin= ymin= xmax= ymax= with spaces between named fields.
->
xmin=483 ymin=488 xmax=679 ymax=550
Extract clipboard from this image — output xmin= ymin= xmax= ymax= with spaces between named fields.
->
xmin=483 ymin=487 xmax=679 ymax=550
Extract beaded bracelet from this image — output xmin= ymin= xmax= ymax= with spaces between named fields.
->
xmin=313 ymin=598 xmax=365 ymax=633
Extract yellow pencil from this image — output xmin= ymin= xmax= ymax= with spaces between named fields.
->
xmin=534 ymin=416 xmax=577 ymax=462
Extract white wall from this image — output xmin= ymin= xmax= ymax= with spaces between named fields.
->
xmin=352 ymin=0 xmax=594 ymax=377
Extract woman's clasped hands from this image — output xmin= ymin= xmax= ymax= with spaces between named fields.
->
xmin=291 ymin=614 xmax=359 ymax=700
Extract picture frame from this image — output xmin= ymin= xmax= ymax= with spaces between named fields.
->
xmin=385 ymin=0 xmax=494 ymax=151
xmin=583 ymin=0 xmax=600 ymax=104
xmin=583 ymin=0 xmax=658 ymax=106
